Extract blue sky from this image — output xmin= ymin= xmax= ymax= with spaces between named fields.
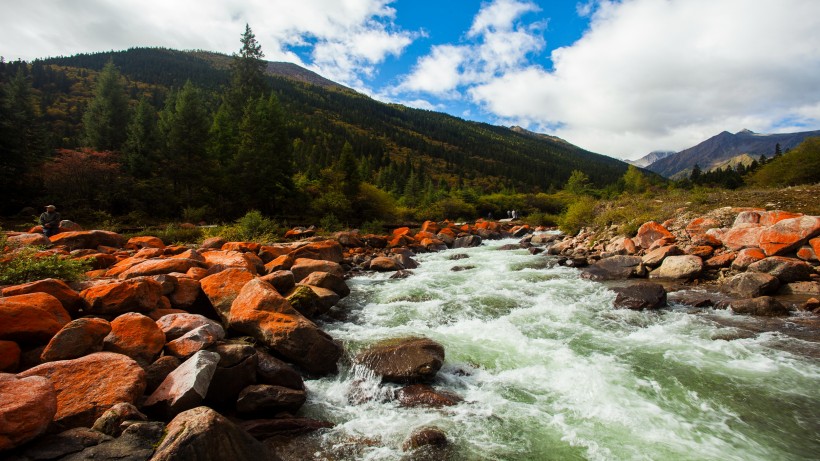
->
xmin=2 ymin=0 xmax=820 ymax=159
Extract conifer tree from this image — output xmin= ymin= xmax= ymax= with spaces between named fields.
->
xmin=82 ymin=60 xmax=130 ymax=150
xmin=229 ymin=24 xmax=268 ymax=112
xmin=123 ymin=97 xmax=160 ymax=178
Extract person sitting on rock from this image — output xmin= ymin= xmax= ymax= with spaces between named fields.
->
xmin=39 ymin=205 xmax=61 ymax=237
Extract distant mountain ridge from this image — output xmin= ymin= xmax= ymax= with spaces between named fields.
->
xmin=647 ymin=129 xmax=820 ymax=177
xmin=627 ymin=150 xmax=675 ymax=168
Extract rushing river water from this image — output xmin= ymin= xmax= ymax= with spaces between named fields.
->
xmin=301 ymin=239 xmax=820 ymax=461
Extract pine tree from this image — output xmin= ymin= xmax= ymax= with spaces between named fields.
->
xmin=82 ymin=60 xmax=130 ymax=150
xmin=229 ymin=24 xmax=268 ymax=112
xmin=122 ymin=97 xmax=160 ymax=178
xmin=334 ymin=141 xmax=360 ymax=198
xmin=690 ymin=164 xmax=702 ymax=182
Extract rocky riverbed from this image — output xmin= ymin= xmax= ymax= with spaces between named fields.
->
xmin=1 ymin=208 xmax=818 ymax=460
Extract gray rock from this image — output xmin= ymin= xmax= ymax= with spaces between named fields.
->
xmin=144 ymin=356 xmax=181 ymax=395
xmin=747 ymin=256 xmax=815 ymax=283
xmin=779 ymin=281 xmax=820 ymax=295
xmin=612 ymin=282 xmax=667 ymax=310
xmin=650 ymin=255 xmax=703 ymax=280
xmin=581 ymin=256 xmax=645 ymax=280
xmin=18 ymin=427 xmax=110 ymax=460
xmin=724 ymin=272 xmax=780 ymax=298
xmin=143 ymin=350 xmax=220 ymax=418
xmin=205 ymin=343 xmax=258 ymax=408
xmin=355 ymin=337 xmax=445 ymax=383
xmin=452 ymin=235 xmax=482 ymax=248
xmin=91 ymin=402 xmax=147 ymax=437
xmin=726 ymin=296 xmax=790 ymax=317
xmin=156 ymin=313 xmax=223 ymax=342
xmin=60 ymin=421 xmax=163 ymax=461
xmin=236 ymin=384 xmax=307 ymax=416
xmin=256 ymin=349 xmax=304 ymax=390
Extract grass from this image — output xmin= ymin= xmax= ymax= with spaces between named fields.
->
xmin=0 ymin=246 xmax=92 ymax=285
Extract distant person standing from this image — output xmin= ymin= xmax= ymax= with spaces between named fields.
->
xmin=39 ymin=205 xmax=61 ymax=237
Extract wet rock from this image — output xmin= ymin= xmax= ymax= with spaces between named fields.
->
xmin=143 ymin=350 xmax=220 ymax=419
xmin=240 ymin=418 xmax=333 ymax=439
xmin=1 ymin=278 xmax=86 ymax=316
xmin=497 ymin=244 xmax=522 ymax=251
xmin=355 ymin=337 xmax=445 ymax=383
xmin=199 ymin=268 xmax=254 ymax=324
xmin=80 ymin=278 xmax=164 ymax=316
xmin=397 ymin=384 xmax=463 ymax=408
xmin=650 ymin=255 xmax=702 ymax=280
xmin=725 ymin=296 xmax=790 ymax=317
xmin=0 ymin=341 xmax=21 ymax=371
xmin=144 ymin=356 xmax=181 ymax=395
xmin=41 ymin=317 xmax=112 ymax=362
xmin=229 ymin=279 xmax=341 ymax=375
xmin=299 ymin=271 xmax=350 ymax=298
xmin=747 ymin=256 xmax=815 ymax=283
xmin=0 ymin=374 xmax=57 ymax=451
xmin=236 ymin=384 xmax=307 ymax=416
xmin=402 ymin=426 xmax=449 ymax=451
xmin=150 ymin=406 xmax=278 ymax=461
xmin=0 ymin=292 xmax=70 ymax=345
xmin=612 ymin=282 xmax=667 ymax=310
xmin=368 ymin=256 xmax=404 ymax=272
xmin=60 ymin=421 xmax=164 ymax=461
xmin=667 ymin=291 xmax=715 ymax=308
xmin=91 ymin=402 xmax=147 ymax=437
xmin=103 ymin=312 xmax=166 ymax=366
xmin=724 ymin=272 xmax=780 ymax=298
xmin=255 ymin=349 xmax=304 ymax=390
xmin=581 ymin=256 xmax=645 ymax=280
xmin=17 ymin=352 xmax=146 ymax=430
xmin=453 ymin=235 xmax=482 ymax=248
xmin=390 ymin=270 xmax=414 ymax=279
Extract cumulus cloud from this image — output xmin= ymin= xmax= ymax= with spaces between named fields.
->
xmin=474 ymin=0 xmax=820 ymax=157
xmin=0 ymin=0 xmax=413 ymax=88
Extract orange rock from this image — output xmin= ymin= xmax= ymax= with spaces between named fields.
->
xmin=0 ymin=293 xmax=70 ymax=345
xmin=1 ymin=278 xmax=86 ymax=316
xmin=685 ymin=217 xmax=721 ymax=237
xmin=201 ymin=237 xmax=226 ymax=249
xmin=623 ymin=238 xmax=637 ymax=255
xmin=264 ymin=254 xmax=295 ymax=273
xmin=635 ymin=222 xmax=675 ymax=249
xmin=104 ymin=312 xmax=166 ymax=365
xmin=186 ymin=266 xmax=209 ymax=280
xmin=291 ymin=258 xmax=344 ymax=281
xmin=258 ymin=245 xmax=292 ymax=263
xmin=691 ymin=233 xmax=723 ymax=247
xmin=388 ymin=234 xmax=414 ymax=248
xmin=413 ymin=231 xmax=437 ymax=242
xmin=810 ymin=237 xmax=820 ymax=256
xmin=759 ymin=216 xmax=820 ymax=256
xmin=474 ymin=221 xmax=489 ymax=230
xmin=125 ymin=236 xmax=165 ymax=250
xmin=731 ymin=248 xmax=766 ymax=271
xmin=720 ymin=226 xmax=766 ymax=251
xmin=704 ymin=252 xmax=736 ymax=269
xmin=796 ymin=246 xmax=818 ymax=262
xmin=437 ymin=227 xmax=456 ymax=238
xmin=0 ymin=374 xmax=57 ymax=450
xmin=134 ymin=247 xmax=165 ymax=259
xmin=202 ymin=250 xmax=257 ymax=274
xmin=199 ymin=268 xmax=254 ymax=324
xmin=229 ymin=279 xmax=341 ymax=375
xmin=169 ymin=278 xmax=202 ymax=309
xmin=117 ymin=258 xmax=204 ymax=280
xmin=392 ymin=227 xmax=411 ymax=236
xmin=0 ymin=340 xmax=21 ymax=371
xmin=17 ymin=352 xmax=146 ymax=430
xmin=759 ymin=210 xmax=803 ymax=227
xmin=289 ymin=240 xmax=344 ymax=263
xmin=221 ymin=241 xmax=261 ymax=253
xmin=104 ymin=256 xmax=148 ymax=277
xmin=420 ymin=220 xmax=440 ymax=235
xmin=688 ymin=245 xmax=715 ymax=258
xmin=76 ymin=252 xmax=119 ymax=270
xmin=41 ymin=318 xmax=111 ymax=362
xmin=49 ymin=230 xmax=126 ymax=250
xmin=80 ymin=278 xmax=164 ymax=315
xmin=6 ymin=232 xmax=51 ymax=247
xmin=169 ymin=249 xmax=205 ymax=263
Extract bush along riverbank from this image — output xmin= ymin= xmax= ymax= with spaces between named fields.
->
xmin=1 ymin=208 xmax=818 ymax=460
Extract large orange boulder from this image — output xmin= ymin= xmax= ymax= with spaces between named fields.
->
xmin=229 ymin=279 xmax=341 ymax=375
xmin=685 ymin=217 xmax=721 ymax=237
xmin=258 ymin=245 xmax=292 ymax=263
xmin=169 ymin=277 xmax=202 ymax=309
xmin=759 ymin=216 xmax=820 ymax=256
xmin=759 ymin=210 xmax=803 ymax=226
xmin=369 ymin=256 xmax=403 ymax=272
xmin=720 ymin=226 xmax=766 ymax=251
xmin=0 ymin=341 xmax=21 ymax=371
xmin=420 ymin=220 xmax=440 ymax=235
xmin=199 ymin=268 xmax=254 ymax=324
xmin=202 ymin=250 xmax=257 ymax=274
xmin=49 ymin=230 xmax=126 ymax=250
xmin=117 ymin=258 xmax=204 ymax=280
xmin=80 ymin=278 xmax=164 ymax=315
xmin=40 ymin=317 xmax=112 ymax=362
xmin=289 ymin=240 xmax=344 ymax=263
xmin=290 ymin=258 xmax=344 ymax=281
xmin=731 ymin=247 xmax=766 ymax=271
xmin=104 ymin=312 xmax=166 ymax=365
xmin=6 ymin=232 xmax=51 ymax=247
xmin=1 ymin=278 xmax=86 ymax=316
xmin=17 ymin=352 xmax=146 ymax=430
xmin=0 ymin=293 xmax=70 ymax=345
xmin=634 ymin=222 xmax=675 ymax=249
xmin=0 ymin=374 xmax=57 ymax=451
xmin=221 ymin=241 xmax=261 ymax=253
xmin=125 ymin=235 xmax=165 ymax=250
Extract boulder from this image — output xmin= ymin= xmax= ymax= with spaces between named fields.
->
xmin=255 ymin=349 xmax=304 ymax=390
xmin=0 ymin=374 xmax=58 ymax=451
xmin=285 ymin=285 xmax=325 ymax=319
xmin=199 ymin=268 xmax=254 ymax=324
xmin=12 ymin=427 xmax=111 ymax=460
xmin=166 ymin=324 xmax=225 ymax=359
xmin=117 ymin=258 xmax=203 ymax=280
xmin=157 ymin=313 xmax=223 ymax=342
xmin=747 ymin=256 xmax=815 ymax=283
xmin=355 ymin=337 xmax=444 ymax=383
xmin=452 ymin=235 xmax=482 ymax=248
xmin=228 ymin=279 xmax=341 ymax=375
xmin=779 ymin=281 xmax=820 ymax=295
xmin=201 ymin=237 xmax=226 ymax=249
xmin=721 ymin=226 xmax=766 ymax=251
xmin=150 ymin=406 xmax=278 ymax=461
xmin=732 ymin=211 xmax=761 ymax=227
xmin=634 ymin=222 xmax=674 ymax=249
xmin=168 ymin=277 xmax=203 ymax=309
xmin=299 ymin=271 xmax=350 ymax=298
xmin=796 ymin=245 xmax=818 ymax=262
xmin=726 ymin=296 xmax=790 ymax=317
xmin=641 ymin=245 xmax=683 ymax=267
xmin=685 ymin=217 xmax=721 ymax=237
xmin=144 ymin=356 xmax=181 ymax=395
xmin=41 ymin=317 xmax=112 ymax=362
xmin=80 ymin=278 xmax=164 ymax=316
xmin=760 ymin=210 xmax=805 ymax=226
xmin=724 ymin=272 xmax=780 ymax=298
xmin=17 ymin=352 xmax=146 ymax=430
xmin=402 ymin=426 xmax=449 ymax=452
xmin=611 ymin=282 xmax=667 ymax=310
xmin=704 ymin=252 xmax=736 ymax=269
xmin=731 ymin=247 xmax=766 ymax=271
xmin=91 ymin=402 xmax=147 ymax=437
xmin=125 ymin=235 xmax=165 ymax=250
xmin=49 ymin=230 xmax=126 ymax=250
xmin=397 ymin=384 xmax=463 ymax=408
xmin=758 ymin=215 xmax=820 ymax=256
xmin=1 ymin=278 xmax=86 ymax=316
xmin=289 ymin=240 xmax=344 ymax=263
xmin=7 ymin=232 xmax=51 ymax=247
xmin=202 ymin=249 xmax=258 ymax=274
xmin=103 ymin=312 xmax=166 ymax=365
xmin=222 ymin=241 xmax=262 ymax=253
xmin=0 ymin=341 xmax=21 ymax=371
xmin=239 ymin=418 xmax=333 ymax=439
xmin=236 ymin=384 xmax=307 ymax=416
xmin=650 ymin=255 xmax=702 ymax=280
xmin=259 ymin=270 xmax=296 ymax=295
xmin=143 ymin=350 xmax=220 ymax=418
xmin=205 ymin=343 xmax=258 ymax=408
xmin=0 ymin=293 xmax=70 ymax=344
xmin=290 ymin=258 xmax=344 ymax=281
xmin=368 ymin=256 xmax=403 ymax=272
xmin=581 ymin=256 xmax=645 ymax=280
xmin=56 ymin=421 xmax=163 ymax=461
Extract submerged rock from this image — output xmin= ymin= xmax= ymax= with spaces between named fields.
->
xmin=355 ymin=337 xmax=445 ymax=383
xmin=612 ymin=282 xmax=667 ymax=310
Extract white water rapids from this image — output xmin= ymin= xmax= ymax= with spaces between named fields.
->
xmin=301 ymin=239 xmax=820 ymax=460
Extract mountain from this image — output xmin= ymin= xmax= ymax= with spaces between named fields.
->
xmin=33 ymin=48 xmax=629 ymax=193
xmin=627 ymin=150 xmax=675 ymax=168
xmin=647 ymin=129 xmax=820 ymax=178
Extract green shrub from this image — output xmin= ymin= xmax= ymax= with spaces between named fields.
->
xmin=558 ymin=196 xmax=597 ymax=235
xmin=0 ymin=247 xmax=91 ymax=285
xmin=360 ymin=219 xmax=386 ymax=235
xmin=148 ymin=224 xmax=203 ymax=245
xmin=524 ymin=212 xmax=560 ymax=227
xmin=319 ymin=214 xmax=343 ymax=232
xmin=235 ymin=210 xmax=282 ymax=241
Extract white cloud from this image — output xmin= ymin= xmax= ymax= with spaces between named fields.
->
xmin=468 ymin=0 xmax=820 ymax=158
xmin=0 ymin=0 xmax=414 ymax=88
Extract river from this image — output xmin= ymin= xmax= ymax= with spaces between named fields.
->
xmin=300 ymin=239 xmax=820 ymax=460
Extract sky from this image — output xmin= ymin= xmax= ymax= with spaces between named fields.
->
xmin=2 ymin=0 xmax=820 ymax=160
